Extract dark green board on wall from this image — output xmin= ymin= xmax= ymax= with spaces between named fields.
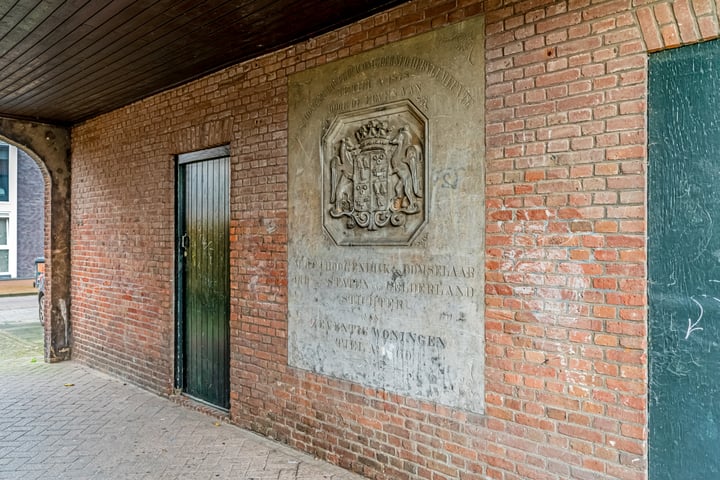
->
xmin=648 ymin=39 xmax=720 ymax=479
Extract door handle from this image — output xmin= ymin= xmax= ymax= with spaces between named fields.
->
xmin=181 ymin=233 xmax=190 ymax=257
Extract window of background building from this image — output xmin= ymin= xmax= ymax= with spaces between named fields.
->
xmin=0 ymin=216 xmax=8 ymax=273
xmin=0 ymin=144 xmax=8 ymax=202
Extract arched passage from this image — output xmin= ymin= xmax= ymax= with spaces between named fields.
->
xmin=0 ymin=116 xmax=71 ymax=363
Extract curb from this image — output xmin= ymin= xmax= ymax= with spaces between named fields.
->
xmin=0 ymin=291 xmax=38 ymax=298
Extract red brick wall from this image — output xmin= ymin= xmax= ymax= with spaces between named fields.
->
xmin=70 ymin=1 xmax=720 ymax=479
xmin=484 ymin=2 xmax=649 ymax=480
xmin=71 ymin=110 xmax=178 ymax=390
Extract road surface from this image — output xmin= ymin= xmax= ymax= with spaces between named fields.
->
xmin=0 ymin=294 xmax=43 ymax=360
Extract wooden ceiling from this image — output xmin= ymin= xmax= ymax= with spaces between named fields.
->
xmin=0 ymin=0 xmax=408 ymax=125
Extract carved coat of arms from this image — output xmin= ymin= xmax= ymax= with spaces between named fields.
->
xmin=322 ymin=101 xmax=428 ymax=246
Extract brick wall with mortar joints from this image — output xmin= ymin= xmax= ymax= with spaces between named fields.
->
xmin=69 ymin=0 xmax=720 ymax=479
xmin=484 ymin=1 xmax=720 ymax=480
xmin=16 ymin=149 xmax=44 ymax=278
xmin=484 ymin=3 xmax=650 ymax=479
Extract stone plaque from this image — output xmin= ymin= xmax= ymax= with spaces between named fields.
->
xmin=288 ymin=16 xmax=485 ymax=413
xmin=323 ymin=100 xmax=428 ymax=245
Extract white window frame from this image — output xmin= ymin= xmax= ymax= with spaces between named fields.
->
xmin=0 ymin=216 xmax=9 ymax=275
xmin=0 ymin=143 xmax=17 ymax=278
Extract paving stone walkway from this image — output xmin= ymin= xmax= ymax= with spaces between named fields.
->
xmin=0 ymin=346 xmax=365 ymax=479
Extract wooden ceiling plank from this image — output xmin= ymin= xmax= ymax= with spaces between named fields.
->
xmin=0 ymin=0 xmax=44 ymax=53
xmin=202 ymin=0 xmax=352 ymax=56
xmin=0 ymin=0 xmax=89 ymax=74
xmin=5 ymin=37 xmax=239 ymax=120
xmin=5 ymin=19 xmax=273 ymax=118
xmin=0 ymin=0 xmax=282 ymax=117
xmin=0 ymin=0 xmax=230 ymax=107
xmin=0 ymin=0 xmax=119 ymax=94
xmin=0 ymin=0 xmax=410 ymax=123
xmin=2 ymin=1 xmax=266 ymax=112
xmin=0 ymin=1 xmax=23 ymax=23
xmin=41 ymin=0 xmax=377 ymax=123
xmin=8 ymin=0 xmax=403 ymax=122
xmin=0 ymin=0 xmax=64 ymax=59
xmin=0 ymin=0 xmax=169 ymax=97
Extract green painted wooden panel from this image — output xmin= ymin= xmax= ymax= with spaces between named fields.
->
xmin=648 ymin=39 xmax=720 ymax=479
xmin=181 ymin=156 xmax=230 ymax=409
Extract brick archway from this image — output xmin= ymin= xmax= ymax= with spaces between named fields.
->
xmin=0 ymin=117 xmax=71 ymax=362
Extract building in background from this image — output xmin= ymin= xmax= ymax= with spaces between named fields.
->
xmin=0 ymin=142 xmax=44 ymax=279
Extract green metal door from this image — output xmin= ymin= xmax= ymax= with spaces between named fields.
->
xmin=176 ymin=146 xmax=230 ymax=409
xmin=648 ymin=39 xmax=720 ymax=479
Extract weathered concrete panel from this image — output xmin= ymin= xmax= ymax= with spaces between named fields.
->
xmin=288 ymin=16 xmax=485 ymax=413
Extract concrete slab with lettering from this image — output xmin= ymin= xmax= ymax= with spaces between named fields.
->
xmin=288 ymin=16 xmax=485 ymax=413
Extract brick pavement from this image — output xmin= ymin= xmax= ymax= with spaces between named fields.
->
xmin=0 ymin=356 xmax=366 ymax=480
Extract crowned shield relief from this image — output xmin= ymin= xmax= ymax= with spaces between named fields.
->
xmin=322 ymin=101 xmax=428 ymax=246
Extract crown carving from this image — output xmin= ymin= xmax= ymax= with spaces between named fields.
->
xmin=355 ymin=119 xmax=390 ymax=149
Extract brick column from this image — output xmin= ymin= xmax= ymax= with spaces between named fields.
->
xmin=0 ymin=117 xmax=72 ymax=362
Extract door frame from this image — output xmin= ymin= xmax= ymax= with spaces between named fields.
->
xmin=174 ymin=145 xmax=231 ymax=400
